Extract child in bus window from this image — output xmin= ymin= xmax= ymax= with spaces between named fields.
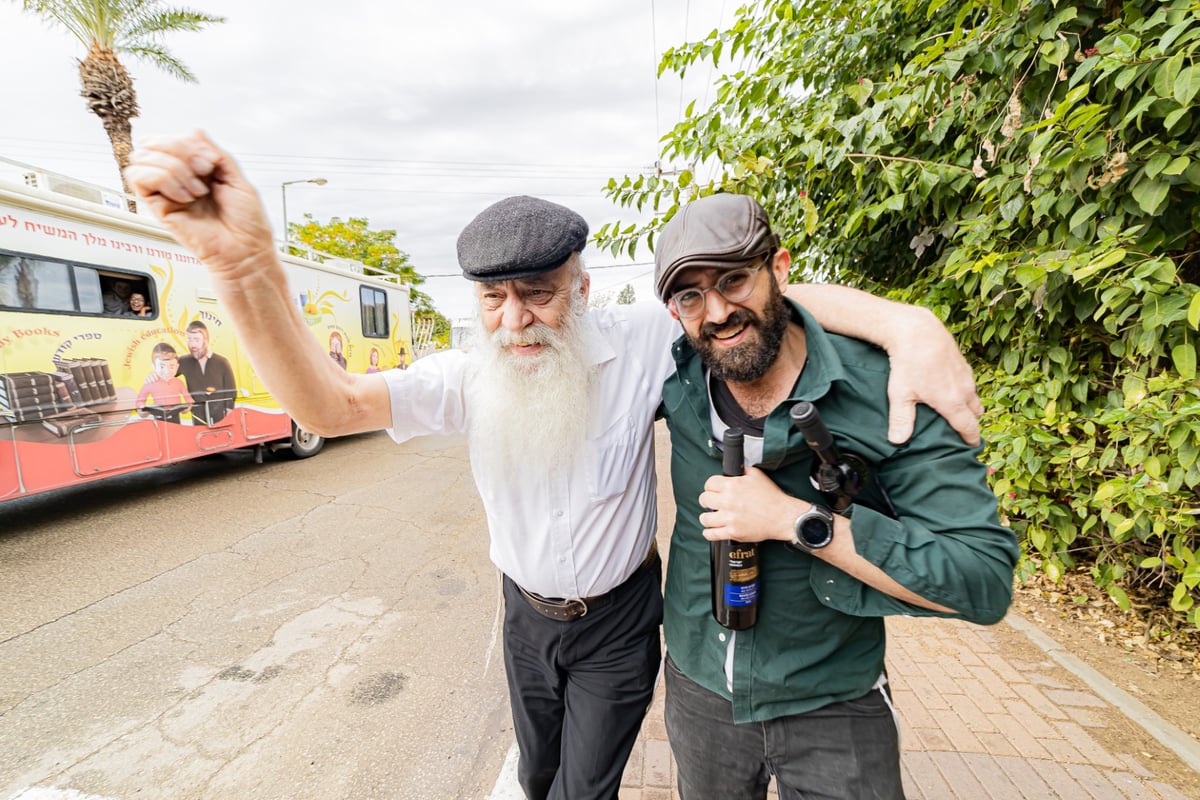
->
xmin=128 ymin=292 xmax=152 ymax=317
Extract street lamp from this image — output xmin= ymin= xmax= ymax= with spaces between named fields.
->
xmin=281 ymin=177 xmax=328 ymax=247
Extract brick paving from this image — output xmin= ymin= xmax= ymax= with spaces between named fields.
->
xmin=618 ymin=614 xmax=1199 ymax=799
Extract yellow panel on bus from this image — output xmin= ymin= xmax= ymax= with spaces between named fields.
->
xmin=0 ymin=169 xmax=411 ymax=501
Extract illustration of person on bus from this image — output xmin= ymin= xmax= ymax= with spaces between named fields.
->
xmin=365 ymin=347 xmax=381 ymax=374
xmin=136 ymin=342 xmax=193 ymax=424
xmin=177 ymin=320 xmax=237 ymax=425
xmin=328 ymin=331 xmax=348 ymax=370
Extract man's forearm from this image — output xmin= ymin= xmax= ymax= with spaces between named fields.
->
xmin=206 ymin=249 xmax=390 ymax=436
xmin=783 ymin=282 xmax=982 ymax=445
xmin=816 ymin=519 xmax=958 ymax=614
xmin=784 ymin=283 xmax=926 ymax=350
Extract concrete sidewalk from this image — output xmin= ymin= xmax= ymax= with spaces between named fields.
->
xmin=618 ymin=613 xmax=1200 ymax=799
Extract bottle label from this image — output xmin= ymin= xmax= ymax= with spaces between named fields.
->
xmin=727 ymin=565 xmax=757 ymax=582
xmin=724 ymin=581 xmax=759 ymax=607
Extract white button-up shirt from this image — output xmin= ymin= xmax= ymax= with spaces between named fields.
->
xmin=383 ymin=303 xmax=678 ymax=598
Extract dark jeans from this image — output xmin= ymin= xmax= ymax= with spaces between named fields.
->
xmin=502 ymin=560 xmax=663 ymax=800
xmin=664 ymin=654 xmax=903 ymax=800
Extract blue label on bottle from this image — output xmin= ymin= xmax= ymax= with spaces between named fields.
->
xmin=724 ymin=582 xmax=759 ymax=607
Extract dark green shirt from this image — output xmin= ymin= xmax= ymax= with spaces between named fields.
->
xmin=660 ymin=300 xmax=1019 ymax=724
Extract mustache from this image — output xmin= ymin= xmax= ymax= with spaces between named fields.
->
xmin=490 ymin=322 xmax=559 ymax=348
xmin=700 ymin=309 xmax=756 ymax=338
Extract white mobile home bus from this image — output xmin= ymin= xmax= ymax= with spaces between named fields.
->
xmin=0 ymin=158 xmax=412 ymax=503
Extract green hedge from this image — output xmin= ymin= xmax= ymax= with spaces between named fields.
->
xmin=599 ymin=0 xmax=1200 ymax=627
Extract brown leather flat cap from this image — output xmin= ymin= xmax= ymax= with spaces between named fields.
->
xmin=654 ymin=194 xmax=779 ymax=300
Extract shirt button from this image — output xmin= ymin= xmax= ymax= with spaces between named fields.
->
xmin=718 ymin=633 xmax=726 ymax=642
xmin=554 ymin=510 xmax=564 ymax=517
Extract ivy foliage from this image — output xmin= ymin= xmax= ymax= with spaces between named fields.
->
xmin=598 ymin=0 xmax=1200 ymax=626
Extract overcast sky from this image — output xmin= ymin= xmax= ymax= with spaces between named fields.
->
xmin=0 ymin=0 xmax=733 ymax=319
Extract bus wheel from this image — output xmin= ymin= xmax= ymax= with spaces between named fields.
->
xmin=289 ymin=423 xmax=325 ymax=458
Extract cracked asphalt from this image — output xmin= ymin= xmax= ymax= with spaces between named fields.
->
xmin=0 ymin=432 xmax=511 ymax=800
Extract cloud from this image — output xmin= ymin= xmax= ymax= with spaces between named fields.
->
xmin=0 ymin=0 xmax=730 ymax=318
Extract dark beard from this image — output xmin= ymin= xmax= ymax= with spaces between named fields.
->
xmin=690 ymin=284 xmax=789 ymax=382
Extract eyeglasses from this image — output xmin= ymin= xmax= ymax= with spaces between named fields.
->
xmin=668 ymin=261 xmax=767 ymax=320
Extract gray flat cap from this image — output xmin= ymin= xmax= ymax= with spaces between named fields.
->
xmin=654 ymin=194 xmax=780 ymax=300
xmin=457 ymin=195 xmax=589 ymax=282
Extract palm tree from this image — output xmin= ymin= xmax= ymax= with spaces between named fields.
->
xmin=18 ymin=1 xmax=224 ymax=193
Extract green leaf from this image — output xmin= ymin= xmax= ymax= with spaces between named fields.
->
xmin=1175 ymin=65 xmax=1200 ymax=107
xmin=1074 ymin=248 xmax=1126 ymax=281
xmin=800 ymin=194 xmax=819 ymax=236
xmin=846 ymin=79 xmax=873 ymax=107
xmin=1154 ymin=53 xmax=1183 ymax=99
xmin=1171 ymin=583 xmax=1194 ymax=612
xmin=1172 ymin=343 xmax=1197 ymax=380
xmin=1068 ymin=202 xmax=1098 ymax=232
xmin=1162 ymin=157 xmax=1191 ymax=176
xmin=1145 ymin=454 xmax=1164 ymax=479
xmin=1111 ymin=33 xmax=1140 ymax=58
xmin=1014 ymin=263 xmax=1045 ymax=287
xmin=1107 ymin=585 xmax=1131 ymax=610
xmin=1164 ymin=106 xmax=1189 ymax=131
xmin=1188 ymin=289 xmax=1200 ymax=329
xmin=1043 ymin=558 xmax=1063 ymax=583
xmin=1145 ymin=153 xmax=1171 ymax=179
xmin=1132 ymin=179 xmax=1169 ymax=215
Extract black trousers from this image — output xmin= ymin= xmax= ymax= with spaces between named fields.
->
xmin=502 ymin=560 xmax=663 ymax=800
xmin=664 ymin=654 xmax=903 ymax=800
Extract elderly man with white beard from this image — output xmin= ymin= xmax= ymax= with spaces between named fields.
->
xmin=124 ymin=131 xmax=984 ymax=800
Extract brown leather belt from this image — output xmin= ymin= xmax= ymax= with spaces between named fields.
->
xmin=517 ymin=541 xmax=659 ymax=622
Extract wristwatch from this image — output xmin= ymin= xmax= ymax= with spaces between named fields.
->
xmin=789 ymin=503 xmax=835 ymax=553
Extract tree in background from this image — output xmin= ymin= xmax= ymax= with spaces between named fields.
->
xmin=291 ymin=214 xmax=450 ymax=349
xmin=17 ymin=0 xmax=224 ymax=193
xmin=616 ymin=284 xmax=636 ymax=305
xmin=601 ymin=1 xmax=1200 ymax=629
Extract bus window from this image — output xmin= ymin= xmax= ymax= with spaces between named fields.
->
xmin=0 ymin=254 xmax=74 ymax=311
xmin=360 ymin=286 xmax=389 ymax=338
xmin=0 ymin=251 xmax=152 ymax=316
xmin=98 ymin=272 xmax=154 ymax=317
xmin=75 ymin=266 xmax=103 ymax=313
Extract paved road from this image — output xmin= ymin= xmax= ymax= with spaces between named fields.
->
xmin=1 ymin=432 xmax=511 ymax=800
xmin=7 ymin=427 xmax=1199 ymax=800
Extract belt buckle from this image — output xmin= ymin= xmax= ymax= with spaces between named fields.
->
xmin=565 ymin=598 xmax=588 ymax=618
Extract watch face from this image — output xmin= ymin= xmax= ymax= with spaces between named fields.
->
xmin=799 ymin=515 xmax=831 ymax=547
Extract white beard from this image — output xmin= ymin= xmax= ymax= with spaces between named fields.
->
xmin=466 ymin=299 xmax=596 ymax=479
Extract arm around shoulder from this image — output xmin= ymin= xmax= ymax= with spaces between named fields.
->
xmin=784 ymin=283 xmax=982 ymax=446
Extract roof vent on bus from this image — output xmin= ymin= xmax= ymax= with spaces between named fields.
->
xmin=22 ymin=171 xmax=125 ymax=210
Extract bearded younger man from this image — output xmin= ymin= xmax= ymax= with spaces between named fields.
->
xmin=654 ymin=193 xmax=1019 ymax=800
xmin=125 ymin=131 xmax=985 ymax=800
